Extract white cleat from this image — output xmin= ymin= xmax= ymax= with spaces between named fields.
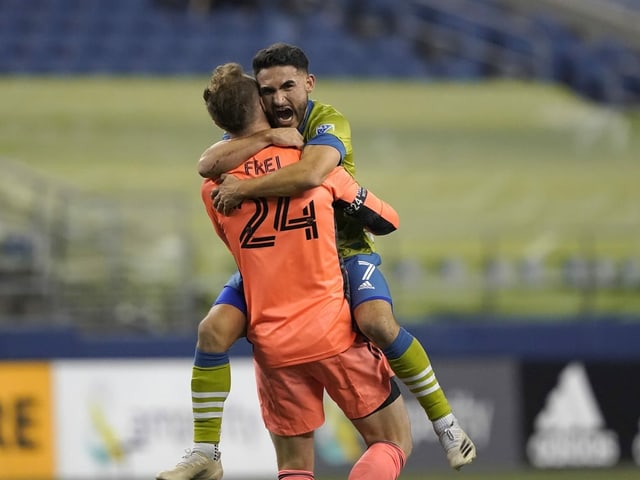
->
xmin=156 ymin=449 xmax=223 ymax=480
xmin=437 ymin=418 xmax=477 ymax=470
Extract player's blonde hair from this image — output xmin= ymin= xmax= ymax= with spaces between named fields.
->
xmin=203 ymin=62 xmax=260 ymax=135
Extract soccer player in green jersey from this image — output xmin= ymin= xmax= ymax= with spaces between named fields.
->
xmin=157 ymin=43 xmax=476 ymax=480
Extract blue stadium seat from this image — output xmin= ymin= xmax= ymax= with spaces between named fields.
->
xmin=362 ymin=36 xmax=429 ymax=77
xmin=0 ymin=0 xmax=637 ymax=103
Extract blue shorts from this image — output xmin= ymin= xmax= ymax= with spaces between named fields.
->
xmin=213 ymin=253 xmax=392 ymax=315
xmin=343 ymin=253 xmax=393 ymax=309
xmin=213 ymin=271 xmax=247 ymax=313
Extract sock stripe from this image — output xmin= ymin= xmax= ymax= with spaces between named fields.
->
xmin=193 ymin=401 xmax=225 ymax=409
xmin=404 ymin=374 xmax=437 ymax=390
xmin=414 ymin=382 xmax=441 ymax=397
xmin=398 ymin=365 xmax=432 ymax=383
xmin=194 ymin=411 xmax=223 ymax=419
xmin=192 ymin=391 xmax=229 ymax=399
xmin=408 ymin=379 xmax=440 ymax=393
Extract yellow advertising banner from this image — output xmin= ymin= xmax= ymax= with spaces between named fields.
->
xmin=0 ymin=362 xmax=54 ymax=480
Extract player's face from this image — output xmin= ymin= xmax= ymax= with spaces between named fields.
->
xmin=256 ymin=65 xmax=315 ymax=129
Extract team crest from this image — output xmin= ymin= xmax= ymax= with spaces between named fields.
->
xmin=316 ymin=123 xmax=335 ymax=135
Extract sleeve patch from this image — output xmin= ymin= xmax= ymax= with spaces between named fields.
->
xmin=343 ymin=187 xmax=368 ymax=215
xmin=316 ymin=123 xmax=335 ymax=135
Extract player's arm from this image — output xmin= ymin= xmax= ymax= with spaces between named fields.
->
xmin=328 ymin=168 xmax=399 ymax=235
xmin=212 ymin=144 xmax=339 ymax=214
xmin=198 ymin=128 xmax=304 ymax=179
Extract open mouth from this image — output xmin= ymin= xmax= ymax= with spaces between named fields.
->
xmin=275 ymin=107 xmax=294 ymax=123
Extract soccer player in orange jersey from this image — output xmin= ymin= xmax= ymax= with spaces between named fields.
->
xmin=202 ymin=62 xmax=411 ymax=480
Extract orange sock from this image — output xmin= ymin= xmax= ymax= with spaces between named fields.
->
xmin=349 ymin=441 xmax=406 ymax=480
xmin=278 ymin=469 xmax=314 ymax=479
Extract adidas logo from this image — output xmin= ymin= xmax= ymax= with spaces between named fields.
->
xmin=358 ymin=281 xmax=375 ymax=291
xmin=526 ymin=362 xmax=620 ymax=468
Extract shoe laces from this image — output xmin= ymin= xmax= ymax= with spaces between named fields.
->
xmin=176 ymin=449 xmax=208 ymax=468
xmin=439 ymin=422 xmax=459 ymax=450
xmin=444 ymin=427 xmax=455 ymax=442
xmin=180 ymin=445 xmax=221 ymax=463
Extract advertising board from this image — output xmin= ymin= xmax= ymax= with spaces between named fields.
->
xmin=522 ymin=361 xmax=640 ymax=468
xmin=315 ymin=357 xmax=521 ymax=475
xmin=53 ymin=358 xmax=275 ymax=479
xmin=0 ymin=362 xmax=54 ymax=480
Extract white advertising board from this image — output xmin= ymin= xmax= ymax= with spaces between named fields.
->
xmin=53 ymin=358 xmax=275 ymax=479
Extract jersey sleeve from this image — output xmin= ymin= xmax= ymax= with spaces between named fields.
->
xmin=326 ymin=168 xmax=399 ymax=235
xmin=305 ymin=109 xmax=351 ymax=166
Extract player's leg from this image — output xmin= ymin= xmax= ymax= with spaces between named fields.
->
xmin=191 ymin=303 xmax=245 ymax=449
xmin=270 ymin=432 xmax=315 ymax=479
xmin=320 ymin=337 xmax=411 ymax=480
xmin=354 ymin=298 xmax=453 ymax=419
xmin=349 ymin=396 xmax=410 ymax=480
xmin=254 ymin=361 xmax=324 ymax=480
xmin=156 ymin=273 xmax=247 ymax=480
xmin=345 ymin=253 xmax=476 ymax=469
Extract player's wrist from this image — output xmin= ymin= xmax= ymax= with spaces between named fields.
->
xmin=256 ymin=129 xmax=274 ymax=146
xmin=236 ymin=177 xmax=253 ymax=199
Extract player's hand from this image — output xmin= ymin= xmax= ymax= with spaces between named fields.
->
xmin=269 ymin=128 xmax=304 ymax=149
xmin=211 ymin=174 xmax=243 ymax=215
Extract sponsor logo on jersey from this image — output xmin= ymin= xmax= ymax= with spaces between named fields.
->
xmin=526 ymin=362 xmax=620 ymax=468
xmin=316 ymin=124 xmax=334 ymax=135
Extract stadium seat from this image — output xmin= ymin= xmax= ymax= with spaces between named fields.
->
xmin=519 ymin=257 xmax=546 ymax=288
xmin=0 ymin=0 xmax=637 ymax=101
xmin=563 ymin=256 xmax=589 ymax=289
xmin=619 ymin=258 xmax=640 ymax=289
xmin=439 ymin=257 xmax=468 ymax=286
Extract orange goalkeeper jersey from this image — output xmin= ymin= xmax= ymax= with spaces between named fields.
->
xmin=201 ymin=145 xmax=399 ymax=368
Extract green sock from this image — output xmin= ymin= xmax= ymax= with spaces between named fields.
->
xmin=384 ymin=330 xmax=451 ymax=421
xmin=192 ymin=354 xmax=230 ymax=443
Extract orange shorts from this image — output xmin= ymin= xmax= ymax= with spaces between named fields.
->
xmin=254 ymin=337 xmax=393 ymax=436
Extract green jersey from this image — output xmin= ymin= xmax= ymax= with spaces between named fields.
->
xmin=299 ymin=100 xmax=376 ymax=258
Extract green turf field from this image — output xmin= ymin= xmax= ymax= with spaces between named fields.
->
xmin=1 ymin=76 xmax=639 ymax=320
xmin=366 ymin=466 xmax=640 ymax=479
xmin=210 ymin=465 xmax=640 ymax=479
xmin=291 ymin=465 xmax=640 ymax=480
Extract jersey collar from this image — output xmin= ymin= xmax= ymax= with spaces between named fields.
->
xmin=298 ymin=100 xmax=314 ymax=134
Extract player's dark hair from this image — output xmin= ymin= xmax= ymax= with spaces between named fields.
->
xmin=203 ymin=62 xmax=259 ymax=135
xmin=252 ymin=43 xmax=309 ymax=76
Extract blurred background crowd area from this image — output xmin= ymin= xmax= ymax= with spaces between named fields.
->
xmin=1 ymin=0 xmax=640 ymax=335
xmin=1 ymin=0 xmax=639 ymax=105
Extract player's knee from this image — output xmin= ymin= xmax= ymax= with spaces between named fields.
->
xmin=353 ymin=302 xmax=400 ymax=349
xmin=197 ymin=314 xmax=228 ymax=352
xmin=196 ymin=308 xmax=241 ymax=352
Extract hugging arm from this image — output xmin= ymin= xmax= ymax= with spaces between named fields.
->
xmin=198 ymin=128 xmax=304 ymax=179
xmin=212 ymin=144 xmax=339 ymax=215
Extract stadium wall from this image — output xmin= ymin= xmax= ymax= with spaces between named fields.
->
xmin=1 ymin=322 xmax=640 ymax=478
xmin=2 ymin=319 xmax=640 ymax=361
